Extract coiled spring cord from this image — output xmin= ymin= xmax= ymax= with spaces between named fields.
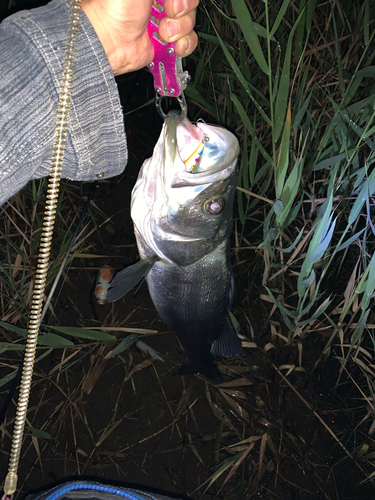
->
xmin=3 ymin=0 xmax=82 ymax=496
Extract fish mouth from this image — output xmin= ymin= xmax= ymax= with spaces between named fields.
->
xmin=164 ymin=111 xmax=240 ymax=187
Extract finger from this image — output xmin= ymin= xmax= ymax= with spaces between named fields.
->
xmin=159 ymin=9 xmax=196 ymax=42
xmin=174 ymin=30 xmax=198 ymax=57
xmin=163 ymin=0 xmax=200 ymax=19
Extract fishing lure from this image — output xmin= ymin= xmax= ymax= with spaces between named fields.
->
xmin=95 ymin=267 xmax=116 ymax=305
xmin=184 ymin=135 xmax=210 ymax=173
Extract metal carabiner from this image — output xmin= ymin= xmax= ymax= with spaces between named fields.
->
xmin=155 ymin=88 xmax=188 ymax=119
xmin=147 ymin=0 xmax=190 ymax=118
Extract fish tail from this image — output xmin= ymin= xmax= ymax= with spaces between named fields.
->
xmin=179 ymin=355 xmax=222 ymax=379
xmin=210 ymin=316 xmax=243 ymax=358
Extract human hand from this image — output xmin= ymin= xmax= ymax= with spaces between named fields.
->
xmin=81 ymin=0 xmax=199 ymax=76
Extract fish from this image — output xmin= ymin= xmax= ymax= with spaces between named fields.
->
xmin=107 ymin=110 xmax=242 ymax=378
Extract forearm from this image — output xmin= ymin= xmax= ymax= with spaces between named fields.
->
xmin=0 ymin=0 xmax=127 ymax=205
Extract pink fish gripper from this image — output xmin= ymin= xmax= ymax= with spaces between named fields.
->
xmin=147 ymin=0 xmax=190 ymax=119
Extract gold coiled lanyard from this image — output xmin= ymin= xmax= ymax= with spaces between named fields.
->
xmin=2 ymin=0 xmax=82 ymax=497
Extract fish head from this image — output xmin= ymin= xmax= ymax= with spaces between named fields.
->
xmin=131 ymin=111 xmax=240 ymax=266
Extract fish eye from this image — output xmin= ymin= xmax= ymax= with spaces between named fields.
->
xmin=204 ymin=198 xmax=225 ymax=215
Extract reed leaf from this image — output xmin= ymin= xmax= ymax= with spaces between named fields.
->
xmin=231 ymin=0 xmax=269 ymax=75
xmin=273 ymin=9 xmax=305 ymax=142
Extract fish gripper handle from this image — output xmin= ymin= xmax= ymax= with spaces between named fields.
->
xmin=147 ymin=0 xmax=190 ymax=118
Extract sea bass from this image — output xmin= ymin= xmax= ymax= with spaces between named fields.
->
xmin=107 ymin=111 xmax=242 ymax=378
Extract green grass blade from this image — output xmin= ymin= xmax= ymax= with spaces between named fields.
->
xmin=297 ymin=172 xmax=336 ymax=296
xmin=0 ymin=320 xmax=30 ymax=338
xmin=361 ymin=252 xmax=375 ymax=310
xmin=25 ymin=426 xmax=51 ymax=439
xmin=270 ymin=0 xmax=292 ymax=37
xmin=184 ymin=84 xmax=216 ymax=116
xmin=0 ymin=321 xmax=74 ymax=347
xmin=193 ymin=44 xmax=207 ymax=86
xmin=349 ymin=170 xmax=375 ymax=224
xmin=299 ymin=268 xmax=315 ymax=288
xmin=274 ymin=9 xmax=305 ymax=142
xmin=364 ymin=0 xmax=369 ymax=46
xmin=314 ymin=151 xmax=354 ymax=171
xmin=305 ymin=0 xmax=317 ymax=31
xmin=48 ymin=326 xmax=116 ymax=341
xmin=230 ymin=93 xmax=273 ymax=164
xmin=231 ymin=0 xmax=269 ymax=75
xmin=309 ymin=217 xmax=337 ymax=264
xmin=0 ymin=342 xmax=26 ymax=351
xmin=276 ymin=103 xmax=291 ymax=198
xmin=208 ymin=15 xmax=271 ymax=125
xmin=295 ymin=0 xmax=306 ymax=62
xmin=330 ymin=0 xmax=344 ymax=97
xmin=336 ymin=227 xmax=366 ymax=252
xmin=293 ymin=90 xmax=313 ymax=131
xmin=110 ymin=334 xmax=138 ymax=357
xmin=38 ymin=333 xmax=74 ymax=347
xmin=276 ymin=227 xmax=304 ymax=253
xmin=276 ymin=155 xmax=303 ymax=227
xmin=249 ymin=129 xmax=258 ymax=185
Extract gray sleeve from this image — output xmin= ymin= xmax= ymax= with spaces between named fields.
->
xmin=0 ymin=0 xmax=127 ymax=205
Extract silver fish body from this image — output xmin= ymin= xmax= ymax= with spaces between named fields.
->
xmin=108 ymin=111 xmax=242 ymax=377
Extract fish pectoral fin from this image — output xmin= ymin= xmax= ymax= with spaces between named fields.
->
xmin=106 ymin=255 xmax=158 ymax=303
xmin=210 ymin=316 xmax=243 ymax=359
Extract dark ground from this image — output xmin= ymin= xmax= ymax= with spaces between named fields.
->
xmin=1 ymin=70 xmax=375 ymax=500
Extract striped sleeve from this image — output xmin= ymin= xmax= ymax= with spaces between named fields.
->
xmin=0 ymin=0 xmax=127 ymax=205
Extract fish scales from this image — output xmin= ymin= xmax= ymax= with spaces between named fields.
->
xmin=107 ymin=111 xmax=243 ymax=378
xmin=147 ymin=242 xmax=231 ymax=341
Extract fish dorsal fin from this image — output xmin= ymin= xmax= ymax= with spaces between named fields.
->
xmin=107 ymin=256 xmax=158 ymax=303
xmin=210 ymin=316 xmax=243 ymax=358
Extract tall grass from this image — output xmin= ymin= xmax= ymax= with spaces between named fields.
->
xmin=1 ymin=0 xmax=375 ymax=493
xmin=0 ymin=181 xmax=117 ymax=369
xmin=187 ymin=0 xmax=375 ymax=480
